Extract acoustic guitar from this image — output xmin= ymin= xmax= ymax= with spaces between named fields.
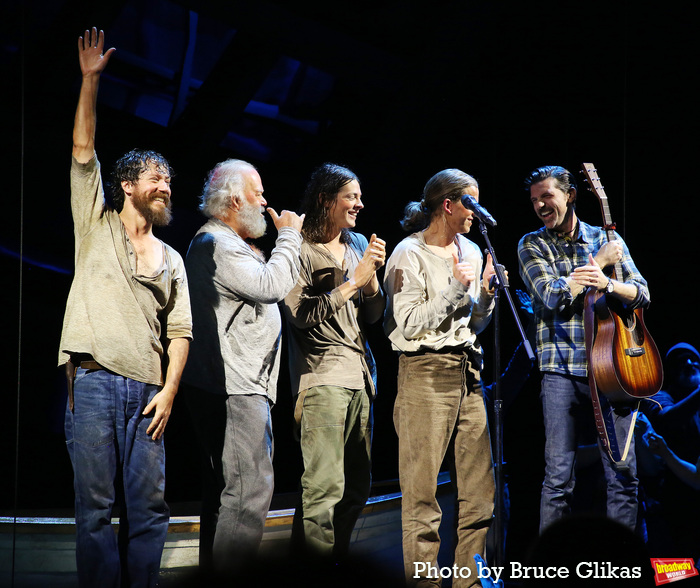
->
xmin=581 ymin=163 xmax=663 ymax=402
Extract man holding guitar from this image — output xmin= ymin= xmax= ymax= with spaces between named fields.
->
xmin=517 ymin=165 xmax=651 ymax=533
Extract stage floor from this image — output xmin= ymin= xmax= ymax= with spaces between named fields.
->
xmin=1 ymin=475 xmax=458 ymax=587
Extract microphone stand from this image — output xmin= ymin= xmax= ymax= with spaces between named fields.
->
xmin=477 ymin=219 xmax=535 ymax=568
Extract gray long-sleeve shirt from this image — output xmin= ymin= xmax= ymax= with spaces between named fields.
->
xmin=182 ymin=218 xmax=302 ymax=403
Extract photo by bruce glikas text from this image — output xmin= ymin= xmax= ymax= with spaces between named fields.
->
xmin=413 ymin=560 xmax=643 ymax=583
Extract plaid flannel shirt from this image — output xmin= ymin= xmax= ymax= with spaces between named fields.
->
xmin=517 ymin=220 xmax=649 ymax=377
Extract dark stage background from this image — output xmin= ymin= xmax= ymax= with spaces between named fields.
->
xmin=2 ymin=0 xmax=698 ymax=567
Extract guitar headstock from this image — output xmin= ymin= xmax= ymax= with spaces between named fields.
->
xmin=581 ymin=162 xmax=605 ymax=200
xmin=581 ymin=162 xmax=616 ymax=232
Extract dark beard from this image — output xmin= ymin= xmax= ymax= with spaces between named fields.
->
xmin=132 ymin=193 xmax=173 ymax=227
xmin=147 ymin=204 xmax=173 ymax=227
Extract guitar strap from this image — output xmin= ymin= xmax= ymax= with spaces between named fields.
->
xmin=584 ymin=288 xmax=638 ymax=464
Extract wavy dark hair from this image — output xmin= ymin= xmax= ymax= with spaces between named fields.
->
xmin=300 ymin=163 xmax=359 ymax=244
xmin=400 ymin=168 xmax=478 ymax=233
xmin=524 ymin=165 xmax=577 ymax=200
xmin=108 ymin=149 xmax=173 ymax=212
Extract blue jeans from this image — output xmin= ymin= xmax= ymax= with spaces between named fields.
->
xmin=64 ymin=368 xmax=169 ymax=588
xmin=539 ymin=372 xmax=638 ymax=532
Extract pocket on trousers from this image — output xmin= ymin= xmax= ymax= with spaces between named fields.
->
xmin=71 ymin=419 xmax=115 ymax=449
xmin=300 ymin=387 xmax=346 ymax=431
xmin=70 ymin=375 xmax=115 ymax=449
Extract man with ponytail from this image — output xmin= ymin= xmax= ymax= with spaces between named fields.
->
xmin=384 ymin=169 xmax=496 ymax=587
xmin=282 ymin=163 xmax=386 ymax=561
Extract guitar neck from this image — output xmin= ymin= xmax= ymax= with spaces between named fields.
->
xmin=582 ymin=163 xmax=622 ymax=280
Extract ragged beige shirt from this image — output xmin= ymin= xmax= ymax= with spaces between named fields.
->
xmin=58 ymin=156 xmax=192 ymax=386
xmin=282 ymin=232 xmax=385 ymax=398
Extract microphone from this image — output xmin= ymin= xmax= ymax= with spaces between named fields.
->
xmin=461 ymin=194 xmax=497 ymax=227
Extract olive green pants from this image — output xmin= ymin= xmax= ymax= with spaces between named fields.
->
xmin=293 ymin=385 xmax=373 ymax=559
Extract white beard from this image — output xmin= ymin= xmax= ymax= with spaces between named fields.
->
xmin=238 ymin=199 xmax=267 ymax=239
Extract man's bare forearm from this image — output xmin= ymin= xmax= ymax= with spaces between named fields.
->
xmin=72 ymin=73 xmax=100 ymax=163
xmin=163 ymin=337 xmax=190 ymax=393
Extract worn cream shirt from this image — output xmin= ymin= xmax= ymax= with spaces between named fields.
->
xmin=383 ymin=231 xmax=494 ymax=353
xmin=58 ymin=156 xmax=192 ymax=386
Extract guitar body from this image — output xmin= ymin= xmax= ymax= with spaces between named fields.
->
xmin=586 ymin=288 xmax=664 ymax=402
xmin=581 ymin=163 xmax=664 ymax=402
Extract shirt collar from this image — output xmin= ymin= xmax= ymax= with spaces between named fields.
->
xmin=544 ymin=219 xmax=593 ymax=244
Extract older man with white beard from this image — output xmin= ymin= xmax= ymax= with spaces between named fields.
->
xmin=181 ymin=159 xmax=304 ymax=572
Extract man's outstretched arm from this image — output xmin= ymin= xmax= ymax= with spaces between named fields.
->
xmin=73 ymin=28 xmax=115 ymax=163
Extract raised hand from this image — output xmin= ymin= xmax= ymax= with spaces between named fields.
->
xmin=452 ymin=252 xmax=476 ymax=288
xmin=482 ymin=252 xmax=497 ymax=292
xmin=571 ymin=253 xmax=609 ymax=291
xmin=644 ymin=430 xmax=670 ymax=457
xmin=594 ymin=241 xmax=623 ymax=270
xmin=350 ymin=234 xmax=386 ymax=290
xmin=73 ymin=28 xmax=116 ymax=162
xmin=516 ymin=289 xmax=534 ymax=315
xmin=364 ymin=233 xmax=386 ymax=271
xmin=78 ymin=27 xmax=115 ymax=77
xmin=267 ymin=207 xmax=305 ymax=232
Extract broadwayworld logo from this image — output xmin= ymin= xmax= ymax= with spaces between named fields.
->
xmin=651 ymin=558 xmax=699 ymax=585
